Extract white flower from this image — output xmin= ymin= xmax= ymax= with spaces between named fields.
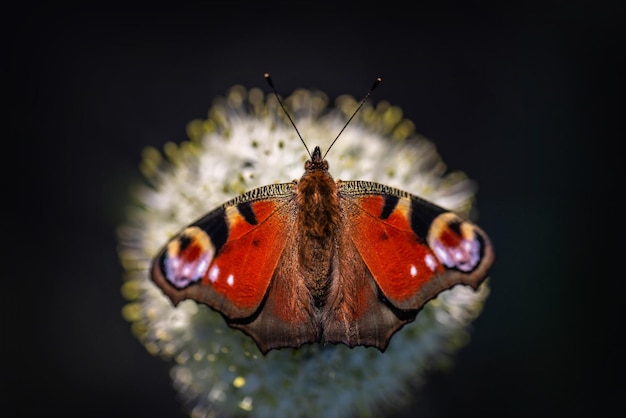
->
xmin=117 ymin=84 xmax=490 ymax=418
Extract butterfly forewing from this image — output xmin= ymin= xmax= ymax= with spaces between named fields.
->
xmin=339 ymin=180 xmax=494 ymax=311
xmin=151 ymin=183 xmax=296 ymax=319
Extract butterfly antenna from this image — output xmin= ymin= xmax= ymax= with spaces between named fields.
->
xmin=264 ymin=73 xmax=312 ymax=159
xmin=323 ymin=76 xmax=382 ymax=159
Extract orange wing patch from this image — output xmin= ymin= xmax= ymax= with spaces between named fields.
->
xmin=152 ymin=198 xmax=294 ymax=320
xmin=202 ymin=200 xmax=292 ymax=315
xmin=346 ymin=195 xmax=444 ymax=308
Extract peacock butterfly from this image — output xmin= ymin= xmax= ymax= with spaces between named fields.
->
xmin=151 ymin=74 xmax=495 ymax=354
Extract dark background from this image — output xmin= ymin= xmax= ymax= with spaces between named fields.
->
xmin=6 ymin=2 xmax=621 ymax=417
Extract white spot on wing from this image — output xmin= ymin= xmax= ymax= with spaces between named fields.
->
xmin=181 ymin=265 xmax=192 ymax=277
xmin=425 ymin=254 xmax=437 ymax=271
xmin=452 ymin=248 xmax=464 ymax=262
xmin=209 ymin=265 xmax=220 ymax=282
xmin=227 ymin=274 xmax=234 ymax=286
xmin=169 ymin=257 xmax=181 ymax=270
xmin=410 ymin=264 xmax=417 ymax=277
xmin=196 ymin=257 xmax=209 ymax=277
xmin=434 ymin=243 xmax=453 ymax=267
xmin=430 ymin=238 xmax=481 ymax=272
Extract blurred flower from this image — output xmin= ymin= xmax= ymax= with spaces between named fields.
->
xmin=117 ymin=84 xmax=490 ymax=417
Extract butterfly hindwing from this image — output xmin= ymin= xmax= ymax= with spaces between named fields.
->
xmin=321 ymin=228 xmax=412 ymax=351
xmin=339 ymin=180 xmax=494 ymax=312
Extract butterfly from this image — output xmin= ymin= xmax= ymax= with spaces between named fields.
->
xmin=151 ymin=74 xmax=495 ymax=354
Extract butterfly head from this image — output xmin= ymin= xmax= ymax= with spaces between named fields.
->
xmin=305 ymin=146 xmax=329 ymax=172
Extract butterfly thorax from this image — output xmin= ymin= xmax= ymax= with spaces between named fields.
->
xmin=296 ymin=146 xmax=340 ymax=303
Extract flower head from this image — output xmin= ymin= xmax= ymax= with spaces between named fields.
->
xmin=118 ymin=84 xmax=490 ymax=417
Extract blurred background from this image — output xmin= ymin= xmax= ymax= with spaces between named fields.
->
xmin=5 ymin=2 xmax=620 ymax=417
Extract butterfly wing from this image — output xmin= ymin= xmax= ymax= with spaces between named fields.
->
xmin=151 ymin=182 xmax=321 ymax=353
xmin=321 ymin=228 xmax=415 ymax=351
xmin=322 ymin=180 xmax=494 ymax=350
